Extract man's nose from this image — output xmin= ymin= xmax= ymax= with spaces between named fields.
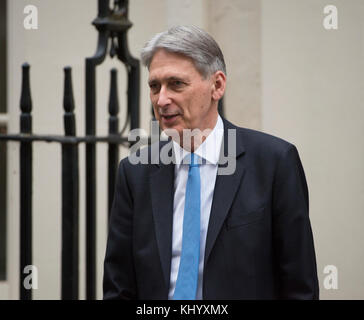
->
xmin=157 ymin=86 xmax=171 ymax=107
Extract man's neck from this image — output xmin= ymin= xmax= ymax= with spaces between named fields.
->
xmin=178 ymin=114 xmax=219 ymax=152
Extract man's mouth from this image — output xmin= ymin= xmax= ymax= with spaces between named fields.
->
xmin=160 ymin=114 xmax=180 ymax=124
xmin=162 ymin=114 xmax=178 ymax=119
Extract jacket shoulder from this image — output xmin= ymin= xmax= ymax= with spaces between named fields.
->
xmin=238 ymin=126 xmax=294 ymax=154
xmin=222 ymin=117 xmax=294 ymax=155
xmin=118 ymin=140 xmax=171 ymax=173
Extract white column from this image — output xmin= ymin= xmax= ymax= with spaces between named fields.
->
xmin=208 ymin=0 xmax=262 ymax=129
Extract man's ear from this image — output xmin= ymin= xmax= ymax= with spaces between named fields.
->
xmin=211 ymin=71 xmax=226 ymax=101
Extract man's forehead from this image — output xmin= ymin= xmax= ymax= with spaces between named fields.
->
xmin=149 ymin=49 xmax=196 ymax=70
xmin=148 ymin=50 xmax=203 ymax=82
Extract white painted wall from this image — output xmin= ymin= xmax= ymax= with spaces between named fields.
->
xmin=262 ymin=0 xmax=364 ymax=299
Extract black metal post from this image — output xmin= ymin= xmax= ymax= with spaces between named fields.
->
xmin=85 ymin=18 xmax=109 ymax=301
xmin=19 ymin=63 xmax=32 ymax=300
xmin=108 ymin=69 xmax=119 ymax=221
xmin=61 ymin=67 xmax=79 ymax=299
xmin=98 ymin=0 xmax=109 ymax=17
xmin=127 ymin=62 xmax=140 ymax=130
xmin=116 ymin=2 xmax=140 ymax=130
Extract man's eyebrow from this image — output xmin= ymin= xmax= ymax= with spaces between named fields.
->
xmin=148 ymin=78 xmax=158 ymax=86
xmin=148 ymin=76 xmax=189 ymax=85
xmin=167 ymin=76 xmax=186 ymax=82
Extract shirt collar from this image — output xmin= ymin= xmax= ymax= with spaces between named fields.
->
xmin=172 ymin=115 xmax=224 ymax=168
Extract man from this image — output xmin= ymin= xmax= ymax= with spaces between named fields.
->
xmin=103 ymin=25 xmax=319 ymax=300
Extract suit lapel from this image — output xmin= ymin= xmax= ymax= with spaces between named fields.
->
xmin=149 ymin=141 xmax=175 ymax=291
xmin=204 ymin=118 xmax=246 ymax=264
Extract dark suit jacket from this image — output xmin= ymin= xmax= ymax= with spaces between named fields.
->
xmin=103 ymin=118 xmax=319 ymax=300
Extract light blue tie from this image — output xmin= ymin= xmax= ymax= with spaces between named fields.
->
xmin=173 ymin=152 xmax=201 ymax=300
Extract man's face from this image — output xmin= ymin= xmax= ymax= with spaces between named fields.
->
xmin=148 ymin=49 xmax=221 ymax=139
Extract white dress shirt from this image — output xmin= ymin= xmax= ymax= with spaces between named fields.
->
xmin=168 ymin=115 xmax=224 ymax=300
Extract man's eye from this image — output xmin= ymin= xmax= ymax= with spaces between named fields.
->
xmin=149 ymin=83 xmax=160 ymax=92
xmin=171 ymin=80 xmax=184 ymax=87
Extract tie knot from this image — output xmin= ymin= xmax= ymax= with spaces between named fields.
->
xmin=189 ymin=153 xmax=199 ymax=167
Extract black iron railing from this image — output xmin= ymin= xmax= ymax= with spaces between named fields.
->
xmin=0 ymin=0 xmax=139 ymax=300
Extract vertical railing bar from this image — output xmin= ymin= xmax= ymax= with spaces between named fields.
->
xmin=85 ymin=30 xmax=109 ymax=299
xmin=19 ymin=62 xmax=32 ymax=300
xmin=107 ymin=69 xmax=119 ymax=222
xmin=98 ymin=0 xmax=109 ymax=17
xmin=128 ymin=62 xmax=140 ymax=130
xmin=116 ymin=28 xmax=140 ymax=131
xmin=62 ymin=66 xmax=79 ymax=300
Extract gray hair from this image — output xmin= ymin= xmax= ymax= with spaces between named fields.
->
xmin=141 ymin=25 xmax=226 ymax=78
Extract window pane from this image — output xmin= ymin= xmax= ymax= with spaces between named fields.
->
xmin=0 ymin=125 xmax=6 ymax=280
xmin=0 ymin=0 xmax=7 ymax=113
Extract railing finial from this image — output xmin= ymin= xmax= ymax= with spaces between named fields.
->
xmin=20 ymin=63 xmax=32 ymax=134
